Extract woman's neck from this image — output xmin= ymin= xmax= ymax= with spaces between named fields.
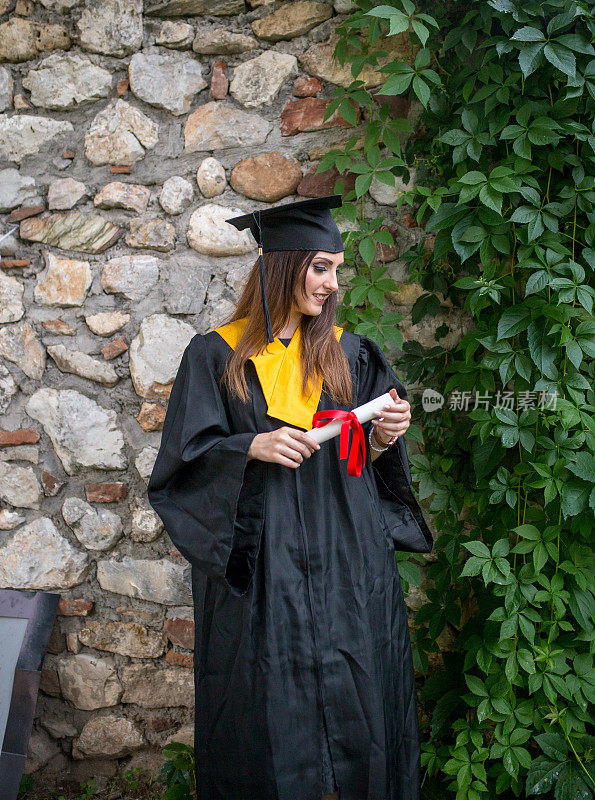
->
xmin=277 ymin=309 xmax=302 ymax=339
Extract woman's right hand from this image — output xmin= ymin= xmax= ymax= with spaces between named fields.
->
xmin=248 ymin=427 xmax=321 ymax=468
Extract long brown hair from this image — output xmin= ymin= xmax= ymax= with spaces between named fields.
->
xmin=219 ymin=249 xmax=353 ymax=407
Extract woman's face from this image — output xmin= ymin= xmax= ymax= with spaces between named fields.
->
xmin=295 ymin=250 xmax=344 ymax=316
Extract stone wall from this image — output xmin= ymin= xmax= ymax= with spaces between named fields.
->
xmin=0 ymin=0 xmax=448 ymax=784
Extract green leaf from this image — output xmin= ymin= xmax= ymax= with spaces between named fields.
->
xmin=497 ymin=306 xmax=532 ymax=340
xmin=511 ymin=26 xmax=545 ymax=43
xmin=463 ymin=541 xmax=491 ymax=558
xmin=412 ymin=75 xmax=431 ymax=107
xmin=543 ymin=43 xmax=576 ymax=78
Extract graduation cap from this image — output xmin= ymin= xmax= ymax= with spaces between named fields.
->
xmin=226 ymin=194 xmax=345 ymax=344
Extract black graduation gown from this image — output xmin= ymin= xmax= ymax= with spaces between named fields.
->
xmin=147 ymin=328 xmax=433 ymax=800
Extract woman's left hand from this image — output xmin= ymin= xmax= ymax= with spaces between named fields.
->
xmin=371 ymin=388 xmax=411 ymax=444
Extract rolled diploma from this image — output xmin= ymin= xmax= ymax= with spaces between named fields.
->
xmin=304 ymin=392 xmax=394 ymax=444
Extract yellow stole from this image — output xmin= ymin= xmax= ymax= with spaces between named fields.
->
xmin=213 ymin=318 xmax=343 ymax=430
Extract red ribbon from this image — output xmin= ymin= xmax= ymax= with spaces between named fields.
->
xmin=311 ymin=409 xmax=366 ymax=477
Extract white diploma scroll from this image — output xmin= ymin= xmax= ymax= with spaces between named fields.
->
xmin=304 ymin=392 xmax=394 ymax=443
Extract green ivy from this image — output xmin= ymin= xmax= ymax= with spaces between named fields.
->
xmin=321 ymin=1 xmax=595 ymax=798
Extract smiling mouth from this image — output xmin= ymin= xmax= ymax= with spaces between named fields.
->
xmin=312 ymin=293 xmax=329 ymax=302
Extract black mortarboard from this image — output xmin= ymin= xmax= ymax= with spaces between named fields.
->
xmin=226 ymin=194 xmax=345 ymax=344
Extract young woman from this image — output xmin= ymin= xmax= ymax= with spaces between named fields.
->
xmin=148 ymin=195 xmax=433 ymax=800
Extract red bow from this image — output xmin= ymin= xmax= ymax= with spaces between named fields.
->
xmin=311 ymin=409 xmax=366 ymax=477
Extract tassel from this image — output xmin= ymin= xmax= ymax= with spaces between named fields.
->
xmin=252 ymin=210 xmax=274 ymax=345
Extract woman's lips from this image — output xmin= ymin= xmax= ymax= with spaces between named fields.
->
xmin=312 ymin=294 xmax=328 ymax=304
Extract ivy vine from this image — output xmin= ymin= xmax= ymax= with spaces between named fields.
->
xmin=319 ymin=1 xmax=595 ymax=798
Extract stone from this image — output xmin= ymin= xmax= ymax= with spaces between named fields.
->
xmin=0 ymin=271 xmax=24 ymax=323
xmin=73 ymin=715 xmax=145 ymax=759
xmin=0 ymin=517 xmax=88 ymax=590
xmin=0 ymin=322 xmax=45 ymax=379
xmin=77 ymin=0 xmax=143 ymax=57
xmin=126 ymin=218 xmax=176 ymax=252
xmin=0 ymin=18 xmax=69 ymax=64
xmin=251 ymin=1 xmax=333 ymax=41
xmin=101 ymin=336 xmax=128 ymax=360
xmin=297 ymin=163 xmax=356 ymax=197
xmin=38 ymin=0 xmax=81 ymax=10
xmin=159 ymin=176 xmax=194 ymax=215
xmin=68 ymin=633 xmax=80 ymax=653
xmin=137 ymin=402 xmax=166 ymax=432
xmin=78 ymin=621 xmax=165 ymax=658
xmin=0 ymin=508 xmax=26 ymax=529
xmin=42 ymin=717 xmax=78 ymax=738
xmin=202 ymin=276 xmax=237 ymax=330
xmin=292 ymin=75 xmax=323 ymax=97
xmin=193 ymin=28 xmax=258 ymax=55
xmin=22 ymin=53 xmax=111 ymax=110
xmin=187 ymin=203 xmax=255 ymax=256
xmin=39 ymin=666 xmax=61 ymax=697
xmin=13 ymin=94 xmax=32 ymax=110
xmin=0 ymin=168 xmax=37 ymax=212
xmin=0 ymin=363 xmax=16 ymax=414
xmin=135 ymin=446 xmax=157 ymax=481
xmin=58 ymin=598 xmax=94 ymax=616
xmin=0 ymin=462 xmax=41 ymax=508
xmin=47 ymin=623 xmax=66 ymax=654
xmin=20 ymin=213 xmax=121 ymax=254
xmin=0 ymin=66 xmax=13 ymax=111
xmin=101 ymin=255 xmax=160 ymax=300
xmin=156 ymin=20 xmax=194 ymax=49
xmin=130 ymin=499 xmax=163 ymax=542
xmin=97 ymin=557 xmax=192 ymax=605
xmin=165 ymin=723 xmax=194 ymax=747
xmin=34 ymin=252 xmax=92 ymax=307
xmin=62 ymin=496 xmax=123 ymax=551
xmin=196 ymin=157 xmax=226 ymax=198
xmin=85 ymin=482 xmax=128 ymax=502
xmin=42 ymin=321 xmax=75 ymax=341
xmin=94 ymin=181 xmax=150 ymax=213
xmin=162 ymin=256 xmax=210 ymax=315
xmin=369 ymin=170 xmax=416 ymax=206
xmin=41 ymin=470 xmax=64 ymax=497
xmin=85 ymin=311 xmax=129 ymax=337
xmin=210 ymin=59 xmax=228 ymax=100
xmin=47 ymin=345 xmax=119 ymax=386
xmin=129 ymin=50 xmax=206 ymax=116
xmin=121 ymin=664 xmax=194 ymax=708
xmin=146 ymin=0 xmax=243 ymax=15
xmin=230 ymin=152 xmax=302 ymax=202
xmin=300 ymin=30 xmax=417 ymax=88
xmin=334 ymin=0 xmax=357 ymax=10
xmin=7 ymin=204 xmax=44 ymax=222
xmin=229 ymin=51 xmax=298 ymax=108
xmin=0 ymin=428 xmax=39 ymax=446
xmin=164 ymin=618 xmax=194 ymax=650
xmin=47 ymin=178 xmax=87 ymax=210
xmin=24 ymin=728 xmax=60 ymax=774
xmin=0 ymin=445 xmax=38 ymax=463
xmin=166 ymin=650 xmax=193 ymax=668
xmin=85 ymin=99 xmax=159 ymax=167
xmin=129 ymin=313 xmax=195 ymax=399
xmin=25 ymin=388 xmax=126 ymax=474
xmin=280 ymin=97 xmax=360 ymax=135
xmin=58 ymin=654 xmax=122 ymax=710
xmin=184 ymin=102 xmax=272 ymax=152
xmin=0 ymin=114 xmax=73 ymax=164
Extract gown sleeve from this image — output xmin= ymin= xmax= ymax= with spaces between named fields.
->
xmin=356 ymin=335 xmax=434 ymax=553
xmin=147 ymin=333 xmax=262 ymax=597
